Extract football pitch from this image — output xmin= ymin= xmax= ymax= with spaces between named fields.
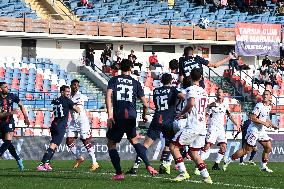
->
xmin=0 ymin=160 xmax=283 ymax=189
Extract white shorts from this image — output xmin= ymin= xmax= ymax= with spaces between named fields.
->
xmin=173 ymin=119 xmax=187 ymax=133
xmin=245 ymin=127 xmax=272 ymax=146
xmin=172 ymin=129 xmax=206 ymax=149
xmin=206 ymin=128 xmax=227 ymax=145
xmin=67 ymin=120 xmax=91 ymax=139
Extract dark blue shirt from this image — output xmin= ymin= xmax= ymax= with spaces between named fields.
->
xmin=0 ymin=93 xmax=20 ymax=125
xmin=107 ymin=75 xmax=144 ymax=120
xmin=52 ymin=96 xmax=74 ymax=124
xmin=179 ymin=55 xmax=209 ymax=77
xmin=152 ymin=86 xmax=180 ymax=126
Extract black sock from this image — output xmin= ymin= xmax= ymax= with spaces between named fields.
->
xmin=160 ymin=150 xmax=171 ymax=162
xmin=134 ymin=155 xmax=142 ymax=166
xmin=240 ymin=156 xmax=244 ymax=163
xmin=8 ymin=144 xmax=20 ymax=161
xmin=41 ymin=148 xmax=55 ymax=164
xmin=181 ymin=148 xmax=187 ymax=159
xmin=0 ymin=140 xmax=12 ymax=156
xmin=249 ymin=150 xmax=257 ymax=161
xmin=109 ymin=149 xmax=122 ymax=174
xmin=133 ymin=143 xmax=150 ymax=167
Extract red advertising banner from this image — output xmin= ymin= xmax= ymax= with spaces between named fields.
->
xmin=235 ymin=23 xmax=281 ymax=57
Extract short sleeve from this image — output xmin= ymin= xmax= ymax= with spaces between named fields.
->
xmin=186 ymin=87 xmax=195 ymax=99
xmin=12 ymin=94 xmax=20 ymax=104
xmin=179 ymin=57 xmax=184 ymax=76
xmin=252 ymin=103 xmax=261 ymax=117
xmin=195 ymin=55 xmax=209 ymax=66
xmin=107 ymin=77 xmax=115 ymax=90
xmin=136 ymin=81 xmax=144 ymax=98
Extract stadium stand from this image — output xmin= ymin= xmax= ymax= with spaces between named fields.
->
xmin=0 ymin=0 xmax=37 ymax=19
xmin=62 ymin=0 xmax=283 ymax=27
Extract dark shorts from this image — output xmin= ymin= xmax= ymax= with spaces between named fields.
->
xmin=106 ymin=119 xmax=137 ymax=143
xmin=50 ymin=121 xmax=67 ymax=146
xmin=0 ymin=123 xmax=15 ymax=139
xmin=147 ymin=122 xmax=175 ymax=147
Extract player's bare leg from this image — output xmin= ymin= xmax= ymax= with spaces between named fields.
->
xmin=259 ymin=140 xmax=273 ymax=172
xmin=107 ymin=139 xmax=124 ymax=181
xmin=190 ymin=150 xmax=213 ymax=184
xmin=212 ymin=143 xmax=226 ymax=170
xmin=66 ymin=137 xmax=85 ymax=168
xmin=126 ymin=136 xmax=154 ymax=174
xmin=129 ymin=137 xmax=158 ymax=176
xmin=223 ymin=143 xmax=253 ymax=171
xmin=81 ymin=137 xmax=99 ymax=171
xmin=37 ymin=143 xmax=57 ymax=171
xmin=170 ymin=143 xmax=190 ymax=182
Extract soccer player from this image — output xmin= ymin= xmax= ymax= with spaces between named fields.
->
xmin=170 ymin=68 xmax=213 ymax=184
xmin=106 ymin=59 xmax=157 ymax=181
xmin=234 ymin=114 xmax=258 ymax=165
xmin=223 ymin=90 xmax=278 ymax=172
xmin=0 ymin=82 xmax=30 ymax=171
xmin=66 ymin=79 xmax=99 ymax=171
xmin=200 ymin=88 xmax=239 ymax=171
xmin=126 ymin=73 xmax=184 ymax=175
xmin=179 ymin=46 xmax=232 ymax=88
xmin=37 ymin=85 xmax=80 ymax=171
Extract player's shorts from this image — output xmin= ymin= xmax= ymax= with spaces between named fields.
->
xmin=146 ymin=123 xmax=175 ymax=147
xmin=67 ymin=119 xmax=91 ymax=139
xmin=173 ymin=118 xmax=187 ymax=133
xmin=172 ymin=129 xmax=206 ymax=150
xmin=206 ymin=128 xmax=227 ymax=145
xmin=245 ymin=127 xmax=272 ymax=147
xmin=0 ymin=123 xmax=15 ymax=138
xmin=50 ymin=121 xmax=67 ymax=146
xmin=106 ymin=119 xmax=136 ymax=143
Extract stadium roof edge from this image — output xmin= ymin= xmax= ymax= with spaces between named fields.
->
xmin=0 ymin=31 xmax=236 ymax=45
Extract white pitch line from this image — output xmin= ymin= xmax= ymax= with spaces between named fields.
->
xmin=22 ymin=169 xmax=278 ymax=189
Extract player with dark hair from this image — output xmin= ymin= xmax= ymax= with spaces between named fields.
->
xmin=0 ymin=82 xmax=30 ymax=171
xmin=126 ymin=73 xmax=184 ymax=175
xmin=234 ymin=113 xmax=258 ymax=165
xmin=66 ymin=79 xmax=99 ymax=171
xmin=200 ymin=88 xmax=239 ymax=171
xmin=171 ymin=68 xmax=213 ymax=183
xmin=106 ymin=59 xmax=158 ymax=180
xmin=37 ymin=85 xmax=80 ymax=171
xmin=179 ymin=46 xmax=232 ymax=88
xmin=223 ymin=90 xmax=278 ymax=173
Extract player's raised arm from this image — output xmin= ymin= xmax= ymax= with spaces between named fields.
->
xmin=18 ymin=100 xmax=30 ymax=126
xmin=207 ymin=56 xmax=231 ymax=68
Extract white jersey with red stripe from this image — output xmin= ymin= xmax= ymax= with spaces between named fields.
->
xmin=207 ymin=101 xmax=230 ymax=131
xmin=248 ymin=102 xmax=271 ymax=132
xmin=70 ymin=91 xmax=88 ymax=120
xmin=185 ymin=85 xmax=208 ymax=135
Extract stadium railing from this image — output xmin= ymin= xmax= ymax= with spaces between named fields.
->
xmin=0 ymin=13 xmax=236 ymax=41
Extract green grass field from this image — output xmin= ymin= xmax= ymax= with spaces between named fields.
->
xmin=0 ymin=160 xmax=283 ymax=189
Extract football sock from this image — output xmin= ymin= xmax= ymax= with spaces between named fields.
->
xmin=41 ymin=148 xmax=55 ymax=164
xmin=8 ymin=143 xmax=20 ymax=161
xmin=109 ymin=149 xmax=122 ymax=174
xmin=133 ymin=143 xmax=150 ymax=167
xmin=0 ymin=140 xmax=12 ymax=156
xmin=160 ymin=150 xmax=171 ymax=164
xmin=249 ymin=150 xmax=257 ymax=161
xmin=239 ymin=156 xmax=244 ymax=163
xmin=215 ymin=151 xmax=225 ymax=164
xmin=82 ymin=139 xmax=97 ymax=164
xmin=198 ymin=163 xmax=209 ymax=178
xmin=133 ymin=156 xmax=142 ymax=169
xmin=175 ymin=157 xmax=186 ymax=173
xmin=261 ymin=158 xmax=268 ymax=167
xmin=200 ymin=148 xmax=208 ymax=161
xmin=67 ymin=141 xmax=77 ymax=156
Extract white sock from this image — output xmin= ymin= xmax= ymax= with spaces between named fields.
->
xmin=215 ymin=152 xmax=224 ymax=164
xmin=87 ymin=147 xmax=97 ymax=164
xmin=200 ymin=150 xmax=209 ymax=161
xmin=200 ymin=168 xmax=210 ymax=178
xmin=225 ymin=157 xmax=233 ymax=164
xmin=177 ymin=162 xmax=186 ymax=173
xmin=261 ymin=162 xmax=267 ymax=167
